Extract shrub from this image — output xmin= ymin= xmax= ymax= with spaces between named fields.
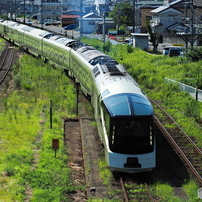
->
xmin=185 ymin=47 xmax=202 ymax=62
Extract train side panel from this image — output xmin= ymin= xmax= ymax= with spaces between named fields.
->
xmin=42 ymin=39 xmax=71 ymax=69
xmin=69 ymin=50 xmax=95 ymax=97
xmin=23 ymin=29 xmax=44 ymax=56
xmin=1 ymin=21 xmax=18 ymax=43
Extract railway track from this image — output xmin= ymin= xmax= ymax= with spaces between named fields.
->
xmin=150 ymin=99 xmax=202 ymax=186
xmin=120 ymin=177 xmax=155 ymax=201
xmin=63 ymin=93 xmax=110 ymax=201
xmin=0 ymin=46 xmax=15 ymax=85
xmin=65 ymin=92 xmax=201 ymax=201
xmin=64 ymin=115 xmax=158 ymax=201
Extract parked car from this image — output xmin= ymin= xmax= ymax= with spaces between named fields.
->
xmin=26 ymin=20 xmax=32 ymax=25
xmin=163 ymin=46 xmax=183 ymax=56
xmin=63 ymin=24 xmax=78 ymax=30
xmin=107 ymin=34 xmax=116 ymax=40
xmin=125 ymin=38 xmax=133 ymax=45
xmin=117 ymin=30 xmax=126 ymax=35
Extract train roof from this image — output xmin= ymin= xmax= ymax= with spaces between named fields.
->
xmin=76 ymin=46 xmax=107 ymax=62
xmin=103 ymin=93 xmax=153 ymax=117
xmin=0 ymin=20 xmax=54 ymax=39
xmin=22 ymin=27 xmax=54 ymax=39
xmin=0 ymin=20 xmax=19 ymax=27
xmin=47 ymin=35 xmax=75 ymax=46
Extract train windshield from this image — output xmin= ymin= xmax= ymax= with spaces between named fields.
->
xmin=109 ymin=119 xmax=154 ymax=154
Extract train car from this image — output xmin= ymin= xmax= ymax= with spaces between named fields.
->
xmin=70 ymin=46 xmax=155 ymax=173
xmin=0 ymin=20 xmax=156 ymax=173
xmin=42 ymin=35 xmax=76 ymax=69
xmin=0 ymin=20 xmax=21 ymax=44
xmin=15 ymin=24 xmax=54 ymax=57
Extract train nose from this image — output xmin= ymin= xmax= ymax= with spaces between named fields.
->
xmin=124 ymin=157 xmax=141 ymax=168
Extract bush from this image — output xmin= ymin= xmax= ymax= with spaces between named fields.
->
xmin=185 ymin=47 xmax=202 ymax=62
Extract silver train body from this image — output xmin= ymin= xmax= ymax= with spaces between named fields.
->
xmin=0 ymin=20 xmax=156 ymax=173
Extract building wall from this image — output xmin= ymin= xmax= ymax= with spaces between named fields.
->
xmin=140 ymin=7 xmax=153 ymax=33
xmin=133 ymin=35 xmax=149 ymax=50
xmin=154 ymin=10 xmax=182 ymax=33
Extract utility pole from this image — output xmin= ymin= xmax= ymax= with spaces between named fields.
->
xmin=190 ymin=0 xmax=194 ymax=48
xmin=23 ymin=0 xmax=25 ymax=23
xmin=183 ymin=0 xmax=195 ymax=49
xmin=132 ymin=0 xmax=135 ymax=33
xmin=103 ymin=11 xmax=106 ymax=44
xmin=184 ymin=0 xmax=188 ymax=49
xmin=103 ymin=1 xmax=108 ymax=44
xmin=80 ymin=0 xmax=83 ymax=38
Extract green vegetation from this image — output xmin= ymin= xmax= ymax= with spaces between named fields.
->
xmin=183 ymin=180 xmax=202 ymax=201
xmin=0 ymin=52 xmax=77 ymax=201
xmin=109 ymin=2 xmax=133 ymax=27
xmin=155 ymin=183 xmax=181 ymax=202
xmin=185 ymin=47 xmax=202 ymax=62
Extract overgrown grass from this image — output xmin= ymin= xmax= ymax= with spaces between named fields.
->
xmin=183 ymin=180 xmax=201 ymax=201
xmin=0 ymin=38 xmax=6 ymax=49
xmin=0 ymin=55 xmax=77 ymax=201
xmin=155 ymin=183 xmax=182 ymax=202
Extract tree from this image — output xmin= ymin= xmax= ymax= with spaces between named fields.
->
xmin=109 ymin=2 xmax=133 ymax=27
xmin=146 ymin=20 xmax=159 ymax=52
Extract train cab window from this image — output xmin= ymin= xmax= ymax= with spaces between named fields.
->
xmin=110 ymin=119 xmax=154 ymax=154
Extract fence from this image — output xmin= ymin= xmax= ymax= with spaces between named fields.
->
xmin=165 ymin=77 xmax=202 ymax=102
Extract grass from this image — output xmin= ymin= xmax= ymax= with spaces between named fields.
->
xmin=154 ymin=183 xmax=182 ymax=202
xmin=0 ymin=53 xmax=77 ymax=201
xmin=183 ymin=180 xmax=202 ymax=202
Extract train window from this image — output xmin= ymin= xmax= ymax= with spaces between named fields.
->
xmin=131 ymin=95 xmax=152 ymax=116
xmin=109 ymin=119 xmax=154 ymax=154
xmin=93 ymin=66 xmax=100 ymax=78
xmin=107 ymin=95 xmax=130 ymax=115
xmin=102 ymin=89 xmax=110 ymax=98
xmin=102 ymin=104 xmax=111 ymax=137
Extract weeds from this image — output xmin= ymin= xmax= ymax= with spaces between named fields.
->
xmin=0 ymin=55 xmax=76 ymax=201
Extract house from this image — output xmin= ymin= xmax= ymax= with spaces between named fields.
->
xmin=136 ymin=1 xmax=165 ymax=33
xmin=150 ymin=5 xmax=183 ymax=34
xmin=94 ymin=0 xmax=112 ymax=16
xmin=79 ymin=12 xmax=114 ymax=34
xmin=149 ymin=0 xmax=202 ymax=46
xmin=61 ymin=10 xmax=85 ymax=27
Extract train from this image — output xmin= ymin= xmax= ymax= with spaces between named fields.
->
xmin=0 ymin=19 xmax=156 ymax=173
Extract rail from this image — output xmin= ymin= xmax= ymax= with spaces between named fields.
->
xmin=0 ymin=46 xmax=15 ymax=84
xmin=150 ymin=99 xmax=202 ymax=185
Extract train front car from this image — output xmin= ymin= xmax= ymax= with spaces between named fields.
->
xmin=95 ymin=60 xmax=156 ymax=174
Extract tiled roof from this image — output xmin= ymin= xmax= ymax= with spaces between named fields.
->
xmin=61 ymin=15 xmax=80 ymax=18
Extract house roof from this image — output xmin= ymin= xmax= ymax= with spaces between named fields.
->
xmin=151 ymin=6 xmax=182 ymax=14
xmin=150 ymin=5 xmax=169 ymax=13
xmin=169 ymin=0 xmax=182 ymax=6
xmin=62 ymin=10 xmax=85 ymax=16
xmin=61 ymin=15 xmax=80 ymax=19
xmin=166 ymin=22 xmax=186 ymax=30
xmin=95 ymin=0 xmax=106 ymax=4
xmin=83 ymin=12 xmax=102 ymax=19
